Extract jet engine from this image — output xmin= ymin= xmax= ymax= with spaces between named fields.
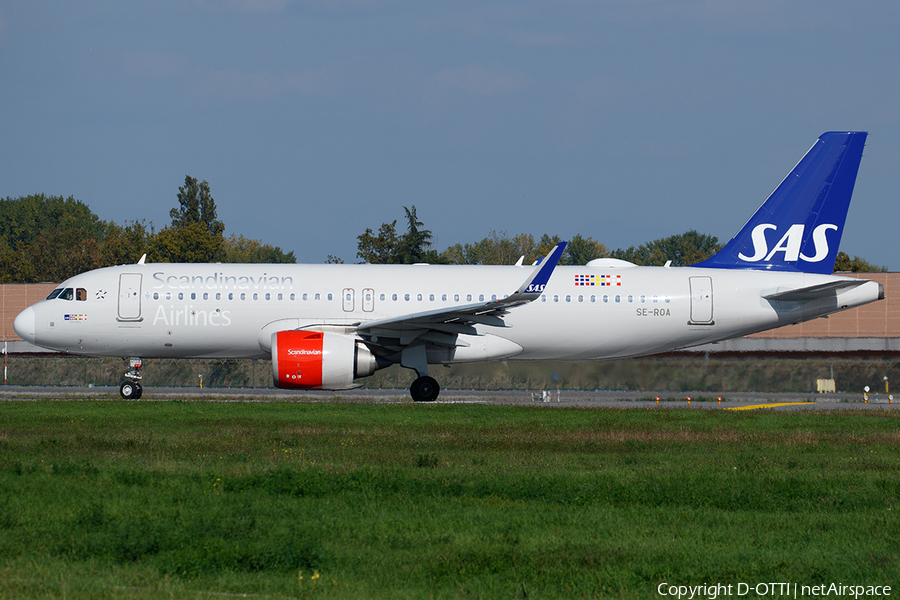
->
xmin=271 ymin=330 xmax=386 ymax=390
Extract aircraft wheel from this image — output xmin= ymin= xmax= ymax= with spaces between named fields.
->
xmin=133 ymin=383 xmax=143 ymax=400
xmin=120 ymin=381 xmax=139 ymax=399
xmin=410 ymin=376 xmax=440 ymax=402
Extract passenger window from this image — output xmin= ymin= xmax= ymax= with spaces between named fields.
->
xmin=191 ymin=292 xmax=197 ymax=300
xmin=417 ymin=294 xmax=422 ymax=301
xmin=265 ymin=293 xmax=271 ymax=300
xmin=315 ymin=293 xmax=321 ymax=301
xmin=327 ymin=293 xmax=333 ymax=301
xmin=405 ymin=294 xmax=410 ymax=301
xmin=153 ymin=292 xmax=159 ymax=300
xmin=442 ymin=294 xmax=447 ymax=301
xmin=578 ymin=295 xmax=583 ymax=303
xmin=177 ymin=292 xmax=184 ymax=300
xmin=603 ymin=295 xmax=609 ymax=303
xmin=454 ymin=294 xmax=460 ymax=302
xmin=590 ymin=295 xmax=596 ymax=303
xmin=467 ymin=294 xmax=472 ymax=301
xmin=553 ymin=295 xmax=559 ymax=302
xmin=76 ymin=288 xmax=87 ymax=301
xmin=241 ymin=293 xmax=247 ymax=300
xmin=302 ymin=293 xmax=308 ymax=301
xmin=290 ymin=293 xmax=295 ymax=301
xmin=203 ymin=293 xmax=209 ymax=300
xmin=479 ymin=294 xmax=484 ymax=301
xmin=277 ymin=293 xmax=283 ymax=301
xmin=541 ymin=295 xmax=546 ymax=302
xmin=429 ymin=294 xmax=435 ymax=301
xmin=615 ymin=295 xmax=620 ymax=303
xmin=565 ymin=295 xmax=571 ymax=302
xmin=627 ymin=295 xmax=633 ymax=303
xmin=228 ymin=293 xmax=234 ymax=300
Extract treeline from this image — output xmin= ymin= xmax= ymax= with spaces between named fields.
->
xmin=353 ymin=205 xmax=887 ymax=272
xmin=0 ymin=189 xmax=887 ymax=284
xmin=0 ymin=177 xmax=295 ymax=283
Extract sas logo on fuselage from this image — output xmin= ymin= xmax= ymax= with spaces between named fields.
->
xmin=738 ymin=223 xmax=837 ymax=264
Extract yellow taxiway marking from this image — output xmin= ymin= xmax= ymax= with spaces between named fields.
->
xmin=727 ymin=402 xmax=816 ymax=411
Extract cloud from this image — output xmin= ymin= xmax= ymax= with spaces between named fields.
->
xmin=433 ymin=65 xmax=533 ymax=96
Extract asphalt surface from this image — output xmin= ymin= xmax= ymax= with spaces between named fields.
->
xmin=1 ymin=385 xmax=898 ymax=411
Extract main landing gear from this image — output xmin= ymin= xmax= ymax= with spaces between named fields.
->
xmin=401 ymin=345 xmax=440 ymax=402
xmin=120 ymin=357 xmax=143 ymax=399
xmin=410 ymin=376 xmax=440 ymax=402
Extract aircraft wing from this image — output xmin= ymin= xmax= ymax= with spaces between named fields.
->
xmin=762 ymin=279 xmax=865 ymax=302
xmin=357 ymin=242 xmax=567 ymax=342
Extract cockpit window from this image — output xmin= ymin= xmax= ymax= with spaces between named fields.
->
xmin=59 ymin=288 xmax=74 ymax=301
xmin=76 ymin=288 xmax=87 ymax=301
xmin=46 ymin=288 xmax=63 ymax=300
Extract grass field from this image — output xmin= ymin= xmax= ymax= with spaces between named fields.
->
xmin=0 ymin=399 xmax=898 ymax=599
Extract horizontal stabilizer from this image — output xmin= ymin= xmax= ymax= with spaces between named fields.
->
xmin=762 ymin=280 xmax=864 ymax=302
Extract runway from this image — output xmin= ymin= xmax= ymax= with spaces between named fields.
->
xmin=0 ymin=385 xmax=897 ymax=411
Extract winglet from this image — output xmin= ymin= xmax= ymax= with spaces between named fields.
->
xmin=512 ymin=242 xmax=567 ymax=299
xmin=694 ymin=131 xmax=867 ymax=274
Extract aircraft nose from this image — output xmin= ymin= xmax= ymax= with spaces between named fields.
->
xmin=14 ymin=306 xmax=36 ymax=345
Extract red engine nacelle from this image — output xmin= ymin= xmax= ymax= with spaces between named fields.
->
xmin=271 ymin=330 xmax=382 ymax=390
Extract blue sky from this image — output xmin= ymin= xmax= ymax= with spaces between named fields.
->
xmin=2 ymin=1 xmax=898 ymax=268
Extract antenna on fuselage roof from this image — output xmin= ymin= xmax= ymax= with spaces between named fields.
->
xmin=137 ymin=254 xmax=147 ymax=265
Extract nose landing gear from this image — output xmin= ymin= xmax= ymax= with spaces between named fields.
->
xmin=120 ymin=357 xmax=143 ymax=399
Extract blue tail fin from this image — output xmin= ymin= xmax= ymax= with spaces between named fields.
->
xmin=694 ymin=131 xmax=867 ymax=274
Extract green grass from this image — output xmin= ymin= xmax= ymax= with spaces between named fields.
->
xmin=0 ymin=400 xmax=898 ymax=599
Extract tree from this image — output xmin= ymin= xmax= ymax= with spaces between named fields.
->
xmin=220 ymin=234 xmax=296 ymax=264
xmin=443 ymin=231 xmax=537 ymax=265
xmin=611 ymin=230 xmax=720 ymax=266
xmin=833 ymin=251 xmax=887 ymax=273
xmin=0 ymin=194 xmax=107 ymax=282
xmin=563 ymin=234 xmax=608 ymax=265
xmin=356 ymin=206 xmax=447 ymax=264
xmin=170 ymin=176 xmax=224 ymax=237
xmin=357 ymin=220 xmax=399 ymax=264
xmin=395 ymin=206 xmax=434 ymax=264
xmin=101 ymin=220 xmax=154 ymax=266
xmin=155 ymin=176 xmax=226 ymax=263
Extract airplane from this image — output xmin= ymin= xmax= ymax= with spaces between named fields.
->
xmin=14 ymin=131 xmax=882 ymax=401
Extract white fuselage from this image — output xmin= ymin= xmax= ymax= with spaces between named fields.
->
xmin=17 ymin=262 xmax=883 ymax=363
